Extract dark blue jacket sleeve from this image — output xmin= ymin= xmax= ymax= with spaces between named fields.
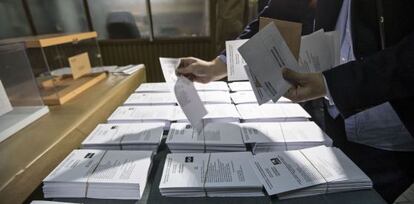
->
xmin=323 ymin=32 xmax=414 ymax=118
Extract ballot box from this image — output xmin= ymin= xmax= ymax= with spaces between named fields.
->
xmin=0 ymin=43 xmax=49 ymax=143
xmin=0 ymin=32 xmax=106 ymax=105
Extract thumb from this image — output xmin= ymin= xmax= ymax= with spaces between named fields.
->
xmin=282 ymin=68 xmax=305 ymax=86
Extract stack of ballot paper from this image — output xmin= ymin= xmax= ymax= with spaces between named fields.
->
xmin=43 ymin=150 xmax=153 ymax=200
xmin=127 ymin=89 xmax=231 ymax=105
xmin=228 ymin=81 xmax=253 ymax=92
xmin=198 ymin=91 xmax=232 ymax=104
xmin=135 ymin=82 xmax=230 ymax=93
xmin=166 ymin=122 xmax=245 ymax=153
xmin=250 ymin=146 xmax=372 ymax=199
xmin=194 ymin=81 xmax=229 ymax=92
xmin=236 ymin=103 xmax=311 ymax=122
xmin=241 ymin=121 xmax=332 ymax=153
xmin=135 ymin=82 xmax=170 ymax=93
xmin=107 ymin=105 xmax=176 ymax=130
xmin=230 ymin=91 xmax=291 ymax=104
xmin=81 ymin=123 xmax=164 ymax=151
xmin=124 ymin=92 xmax=177 ymax=106
xmin=159 ymin=152 xmax=264 ymax=197
xmin=174 ymin=104 xmax=240 ymax=123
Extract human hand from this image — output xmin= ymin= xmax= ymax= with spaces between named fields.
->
xmin=176 ymin=56 xmax=227 ymax=83
xmin=282 ymin=68 xmax=327 ymax=102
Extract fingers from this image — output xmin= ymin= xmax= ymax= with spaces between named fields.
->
xmin=282 ymin=68 xmax=305 ymax=86
xmin=176 ymin=64 xmax=194 ymax=75
xmin=284 ymin=86 xmax=312 ymax=103
xmin=178 ymin=57 xmax=197 ymax=68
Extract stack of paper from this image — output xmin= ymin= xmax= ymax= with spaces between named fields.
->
xmin=166 ymin=122 xmax=245 ymax=153
xmin=43 ymin=150 xmax=153 ymax=200
xmin=236 ymin=103 xmax=311 ymax=122
xmin=174 ymin=104 xmax=240 ymax=123
xmin=159 ymin=152 xmax=264 ymax=197
xmin=81 ymin=123 xmax=164 ymax=151
xmin=107 ymin=105 xmax=176 ymax=130
xmin=241 ymin=122 xmax=332 ymax=153
xmin=124 ymin=92 xmax=177 ymax=106
xmin=125 ymin=91 xmax=231 ymax=105
xmin=228 ymin=81 xmax=253 ymax=92
xmin=230 ymin=91 xmax=291 ymax=104
xmin=250 ymin=146 xmax=372 ymax=199
xmin=135 ymin=82 xmax=170 ymax=93
xmin=198 ymin=91 xmax=232 ymax=104
xmin=194 ymin=81 xmax=229 ymax=92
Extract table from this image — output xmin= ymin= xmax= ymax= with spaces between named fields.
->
xmin=0 ymin=68 xmax=146 ymax=204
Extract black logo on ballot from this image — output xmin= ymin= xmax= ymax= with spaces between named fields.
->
xmin=270 ymin=157 xmax=281 ymax=165
xmin=185 ymin=156 xmax=194 ymax=163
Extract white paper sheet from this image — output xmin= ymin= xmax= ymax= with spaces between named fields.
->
xmin=226 ymin=39 xmax=249 ymax=81
xmin=159 ymin=58 xmax=207 ymax=132
xmin=238 ymin=23 xmax=304 ymax=104
xmin=299 ymin=29 xmax=333 ymax=72
xmin=135 ymin=82 xmax=170 ymax=93
xmin=228 ymin=81 xmax=253 ymax=92
xmin=250 ymin=150 xmax=325 ymax=195
xmin=0 ymin=80 xmax=12 ymax=117
xmin=159 ymin=153 xmax=209 ymax=193
xmin=174 ymin=77 xmax=207 ymax=132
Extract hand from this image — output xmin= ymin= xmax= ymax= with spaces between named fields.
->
xmin=282 ymin=68 xmax=327 ymax=102
xmin=176 ymin=56 xmax=227 ymax=83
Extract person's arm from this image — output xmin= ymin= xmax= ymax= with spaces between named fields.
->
xmin=323 ymin=31 xmax=414 ymax=117
xmin=177 ymin=1 xmax=275 ymax=83
xmin=283 ymin=31 xmax=414 ymax=117
xmin=178 ymin=0 xmax=310 ymax=83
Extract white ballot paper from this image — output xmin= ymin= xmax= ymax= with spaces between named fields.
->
xmin=173 ymin=104 xmax=240 ymax=124
xmin=159 ymin=152 xmax=264 ymax=197
xmin=135 ymin=82 xmax=170 ymax=93
xmin=0 ymin=80 xmax=13 ymax=117
xmin=159 ymin=58 xmax=207 ymax=132
xmin=198 ymin=91 xmax=232 ymax=104
xmin=325 ymin=31 xmax=341 ymax=67
xmin=107 ymin=105 xmax=174 ymax=130
xmin=228 ymin=81 xmax=253 ymax=92
xmin=81 ymin=123 xmax=164 ymax=151
xmin=236 ymin=103 xmax=311 ymax=122
xmin=299 ymin=29 xmax=333 ymax=72
xmin=43 ymin=150 xmax=153 ymax=200
xmin=250 ymin=146 xmax=372 ymax=199
xmin=124 ymin=92 xmax=177 ymax=106
xmin=226 ymin=39 xmax=249 ymax=81
xmin=239 ymin=23 xmax=305 ymax=104
xmin=166 ymin=122 xmax=245 ymax=153
xmin=230 ymin=91 xmax=291 ymax=105
xmin=194 ymin=81 xmax=230 ymax=92
xmin=241 ymin=121 xmax=332 ymax=153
